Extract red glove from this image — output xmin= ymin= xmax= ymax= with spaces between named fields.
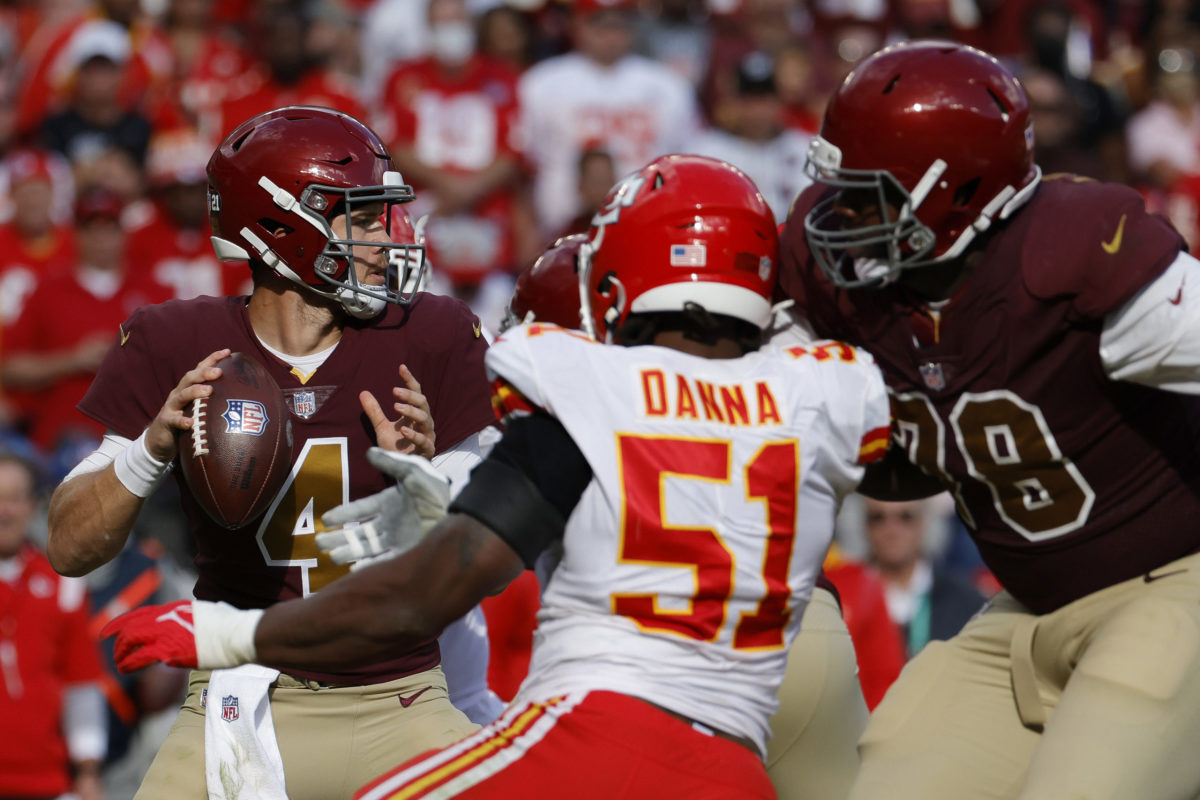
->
xmin=102 ymin=598 xmax=264 ymax=672
xmin=101 ymin=599 xmax=198 ymax=673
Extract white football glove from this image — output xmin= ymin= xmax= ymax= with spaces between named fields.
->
xmin=316 ymin=447 xmax=452 ymax=570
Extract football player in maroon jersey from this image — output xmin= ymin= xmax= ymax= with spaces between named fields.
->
xmin=45 ymin=106 xmax=499 ymax=800
xmin=779 ymin=40 xmax=1200 ymax=799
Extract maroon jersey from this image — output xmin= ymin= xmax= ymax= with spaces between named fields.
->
xmin=780 ymin=175 xmax=1199 ymax=613
xmin=79 ymin=293 xmax=494 ymax=683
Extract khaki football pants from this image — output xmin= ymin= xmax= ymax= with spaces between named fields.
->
xmin=850 ymin=549 xmax=1200 ymax=800
xmin=135 ymin=666 xmax=478 ymax=800
xmin=767 ymin=586 xmax=869 ymax=800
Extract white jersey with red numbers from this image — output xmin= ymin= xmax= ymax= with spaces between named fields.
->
xmin=518 ymin=53 xmax=701 ymax=236
xmin=487 ymin=323 xmax=890 ymax=754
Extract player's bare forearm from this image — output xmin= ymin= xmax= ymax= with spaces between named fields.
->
xmin=254 ymin=514 xmax=523 ymax=671
xmin=47 ymin=467 xmax=144 ymax=576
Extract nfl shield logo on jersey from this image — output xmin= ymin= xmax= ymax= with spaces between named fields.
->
xmin=919 ymin=362 xmax=946 ymax=391
xmin=223 ymin=400 xmax=269 ymax=435
xmin=293 ymin=390 xmax=317 ymax=419
xmin=221 ymin=695 xmax=239 ymax=722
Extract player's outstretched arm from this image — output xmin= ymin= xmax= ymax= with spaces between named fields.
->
xmin=257 ymin=514 xmax=522 ymax=669
xmin=316 ymin=448 xmax=451 ymax=569
xmin=46 ymin=349 xmax=230 ymax=577
xmin=101 ymin=513 xmax=524 ymax=674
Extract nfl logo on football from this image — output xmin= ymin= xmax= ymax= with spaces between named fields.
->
xmin=223 ymin=399 xmax=269 ymax=436
xmin=293 ymin=390 xmax=317 ymax=419
xmin=221 ymin=695 xmax=239 ymax=722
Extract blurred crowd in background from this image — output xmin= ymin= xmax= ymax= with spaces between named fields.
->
xmin=0 ymin=0 xmax=1196 ymax=797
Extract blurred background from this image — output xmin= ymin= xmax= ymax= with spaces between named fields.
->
xmin=0 ymin=0 xmax=1190 ymax=796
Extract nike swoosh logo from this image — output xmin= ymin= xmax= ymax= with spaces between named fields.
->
xmin=1101 ymin=214 xmax=1126 ymax=254
xmin=1144 ymin=568 xmax=1188 ymax=583
xmin=398 ymin=686 xmax=432 ymax=707
xmin=119 ymin=324 xmax=131 ymax=346
xmin=1170 ymin=277 xmax=1186 ymax=305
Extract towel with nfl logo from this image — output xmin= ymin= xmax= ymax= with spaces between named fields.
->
xmin=204 ymin=664 xmax=287 ymax=800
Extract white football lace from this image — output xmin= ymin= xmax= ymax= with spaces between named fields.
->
xmin=191 ymin=397 xmax=209 ymax=457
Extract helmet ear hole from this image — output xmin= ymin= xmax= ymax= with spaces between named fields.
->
xmin=258 ymin=219 xmax=294 ymax=238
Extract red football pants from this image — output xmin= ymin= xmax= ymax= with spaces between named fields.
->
xmin=355 ymin=690 xmax=776 ymax=799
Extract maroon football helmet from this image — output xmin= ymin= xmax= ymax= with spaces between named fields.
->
xmin=501 ymin=234 xmax=587 ymax=333
xmin=206 ymin=106 xmax=424 ymax=317
xmin=581 ymin=154 xmax=778 ymax=343
xmin=803 ymin=41 xmax=1040 ymax=288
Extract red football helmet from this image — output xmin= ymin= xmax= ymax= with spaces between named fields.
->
xmin=581 ymin=154 xmax=778 ymax=343
xmin=803 ymin=40 xmax=1040 ymax=288
xmin=206 ymin=106 xmax=424 ymax=317
xmin=501 ymin=234 xmax=587 ymax=332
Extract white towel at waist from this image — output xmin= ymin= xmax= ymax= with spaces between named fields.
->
xmin=204 ymin=664 xmax=286 ymax=800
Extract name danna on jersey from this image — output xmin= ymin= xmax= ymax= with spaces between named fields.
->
xmin=635 ymin=366 xmax=786 ymax=428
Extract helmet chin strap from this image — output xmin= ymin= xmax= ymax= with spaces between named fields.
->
xmin=265 ymin=258 xmax=386 ymax=319
xmin=336 ymin=285 xmax=388 ymax=319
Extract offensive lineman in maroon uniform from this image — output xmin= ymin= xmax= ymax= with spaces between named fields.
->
xmin=45 ymin=107 xmax=495 ymax=799
xmin=780 ymin=41 xmax=1200 ymax=799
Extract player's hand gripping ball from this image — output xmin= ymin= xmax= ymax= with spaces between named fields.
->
xmin=178 ymin=352 xmax=293 ymax=528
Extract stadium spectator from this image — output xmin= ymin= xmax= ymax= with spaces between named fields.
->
xmin=0 ymin=451 xmax=107 ymax=800
xmin=140 ymin=0 xmax=255 ymax=134
xmin=15 ymin=2 xmax=171 ymax=140
xmin=358 ymin=0 xmax=435 ymax=106
xmin=1015 ymin=2 xmax=1128 ymax=184
xmin=702 ymin=0 xmax=809 ymax=120
xmin=1019 ymin=65 xmax=1110 ymax=180
xmin=863 ymin=497 xmax=987 ymax=659
xmin=518 ymin=0 xmax=700 ymax=236
xmin=2 ymin=187 xmax=166 ymax=454
xmin=126 ymin=130 xmax=250 ymax=300
xmin=378 ymin=0 xmax=526 ymax=295
xmin=37 ymin=20 xmax=153 ymax=170
xmin=476 ymin=4 xmax=538 ymax=75
xmin=689 ymin=50 xmax=812 ymax=223
xmin=0 ymin=149 xmax=76 ymax=324
xmin=211 ymin=4 xmax=366 ymax=140
xmin=555 ymin=145 xmax=617 ymax=239
xmin=1127 ymin=46 xmax=1200 ymax=189
xmin=633 ymin=0 xmax=712 ymax=90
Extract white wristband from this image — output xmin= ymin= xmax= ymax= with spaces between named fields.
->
xmin=193 ymin=600 xmax=264 ymax=669
xmin=112 ymin=430 xmax=173 ymax=498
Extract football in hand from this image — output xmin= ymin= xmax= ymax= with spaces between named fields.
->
xmin=178 ymin=352 xmax=293 ymax=529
